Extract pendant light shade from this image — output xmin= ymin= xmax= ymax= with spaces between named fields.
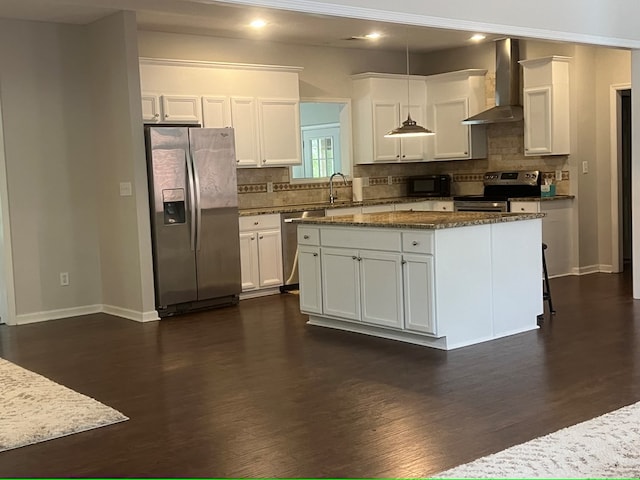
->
xmin=385 ymin=37 xmax=434 ymax=138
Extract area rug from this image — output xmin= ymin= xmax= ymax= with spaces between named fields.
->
xmin=434 ymin=400 xmax=640 ymax=478
xmin=0 ymin=358 xmax=128 ymax=452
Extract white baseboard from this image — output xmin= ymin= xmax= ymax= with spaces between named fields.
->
xmin=102 ymin=305 xmax=160 ymax=322
xmin=15 ymin=304 xmax=159 ymax=325
xmin=570 ymin=265 xmax=614 ymax=276
xmin=16 ymin=305 xmax=102 ymax=325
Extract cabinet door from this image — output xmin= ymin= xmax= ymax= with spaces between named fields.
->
xmin=161 ymin=95 xmax=201 ymax=123
xmin=432 ymin=98 xmax=470 ymax=159
xmin=257 ymin=229 xmax=283 ymax=288
xmin=372 ymin=102 xmax=401 ymax=162
xmin=399 ymin=103 xmax=426 ymax=160
xmin=239 ymin=232 xmax=259 ymax=291
xmin=359 ymin=251 xmax=404 ymax=328
xmin=258 ymin=99 xmax=302 ymax=166
xmin=141 ymin=94 xmax=161 ymax=122
xmin=523 ymin=86 xmax=552 ymax=156
xmin=298 ymin=246 xmax=322 ymax=314
xmin=403 ymin=254 xmax=436 ymax=334
xmin=321 ymin=247 xmax=360 ymax=320
xmin=202 ymin=96 xmax=231 ymax=128
xmin=231 ymin=97 xmax=260 ymax=167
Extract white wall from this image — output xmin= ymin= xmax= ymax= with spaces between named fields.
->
xmin=0 ymin=19 xmax=102 ymax=321
xmin=137 ymin=31 xmax=409 ymax=98
xmin=88 ymin=11 xmax=157 ymax=321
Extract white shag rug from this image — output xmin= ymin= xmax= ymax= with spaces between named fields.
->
xmin=434 ymin=401 xmax=640 ymax=478
xmin=0 ymin=358 xmax=128 ymax=452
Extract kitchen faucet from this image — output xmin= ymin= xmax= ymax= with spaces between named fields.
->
xmin=329 ymin=172 xmax=347 ymax=204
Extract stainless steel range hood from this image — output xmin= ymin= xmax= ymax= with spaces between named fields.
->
xmin=462 ymin=38 xmax=523 ymax=125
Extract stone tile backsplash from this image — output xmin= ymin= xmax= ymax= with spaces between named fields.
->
xmin=237 ymin=78 xmax=571 ymax=209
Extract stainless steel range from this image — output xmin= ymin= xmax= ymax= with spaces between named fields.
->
xmin=454 ymin=170 xmax=541 ymax=212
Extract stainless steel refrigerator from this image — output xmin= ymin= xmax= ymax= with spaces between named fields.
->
xmin=144 ymin=126 xmax=241 ymax=316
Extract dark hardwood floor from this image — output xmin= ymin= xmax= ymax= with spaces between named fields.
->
xmin=1 ymin=272 xmax=640 ymax=477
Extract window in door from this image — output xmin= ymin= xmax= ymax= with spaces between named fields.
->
xmin=294 ymin=125 xmax=341 ymax=179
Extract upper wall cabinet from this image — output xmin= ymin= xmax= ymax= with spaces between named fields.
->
xmin=425 ymin=69 xmax=488 ymax=161
xmin=139 ymin=58 xmax=303 ymax=167
xmin=519 ymin=56 xmax=571 ymax=156
xmin=351 ymin=73 xmax=428 ymax=164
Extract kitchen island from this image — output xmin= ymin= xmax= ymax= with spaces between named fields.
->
xmin=295 ymin=211 xmax=545 ymax=350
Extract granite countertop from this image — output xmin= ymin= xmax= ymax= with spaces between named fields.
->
xmin=293 ymin=211 xmax=545 ymax=230
xmin=238 ymin=194 xmax=574 ymax=216
xmin=511 ymin=194 xmax=575 ymax=201
xmin=238 ymin=196 xmax=450 ymax=216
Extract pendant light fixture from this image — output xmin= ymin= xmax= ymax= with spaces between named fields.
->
xmin=385 ymin=36 xmax=434 ymax=138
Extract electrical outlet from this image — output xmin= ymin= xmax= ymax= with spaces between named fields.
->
xmin=555 ymin=170 xmax=563 ymax=181
xmin=387 ymin=175 xmax=393 ymax=185
xmin=267 ymin=181 xmax=273 ymax=193
xmin=582 ymin=161 xmax=589 ymax=174
xmin=60 ymin=272 xmax=69 ymax=286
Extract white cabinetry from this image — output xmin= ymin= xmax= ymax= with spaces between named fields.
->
xmin=239 ymin=214 xmax=283 ymax=298
xmin=520 ymin=56 xmax=571 ymax=156
xmin=352 ymin=73 xmax=427 ymax=163
xmin=298 ymin=226 xmax=322 ymax=314
xmin=402 ymin=253 xmax=435 ymax=334
xmin=394 ymin=200 xmax=454 ymax=212
xmin=510 ymin=198 xmax=574 ymax=276
xmin=321 ymin=247 xmax=404 ymax=328
xmin=425 ymin=69 xmax=487 ymax=160
xmin=139 ymin=59 xmax=302 ymax=167
xmin=141 ymin=93 xmax=201 ymax=123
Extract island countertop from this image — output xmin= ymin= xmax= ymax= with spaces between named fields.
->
xmin=293 ymin=210 xmax=544 ymax=230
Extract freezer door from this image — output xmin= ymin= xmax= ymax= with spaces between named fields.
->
xmin=147 ymin=127 xmax=198 ymax=307
xmin=189 ymin=127 xmax=242 ymax=299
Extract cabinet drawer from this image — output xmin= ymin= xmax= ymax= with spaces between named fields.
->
xmin=362 ymin=204 xmax=394 ymax=213
xmin=402 ymin=231 xmax=434 ymax=254
xmin=432 ymin=201 xmax=454 ymax=212
xmin=510 ymin=202 xmax=540 ymax=214
xmin=325 ymin=206 xmax=362 ymax=217
xmin=239 ymin=213 xmax=280 ymax=231
xmin=298 ymin=226 xmax=320 ymax=246
xmin=321 ymin=227 xmax=401 ymax=251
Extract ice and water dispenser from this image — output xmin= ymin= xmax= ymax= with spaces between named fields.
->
xmin=162 ymin=188 xmax=186 ymax=225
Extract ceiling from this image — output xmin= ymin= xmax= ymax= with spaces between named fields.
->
xmin=0 ymin=0 xmax=504 ymax=53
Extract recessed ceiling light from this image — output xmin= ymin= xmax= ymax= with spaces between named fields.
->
xmin=470 ymin=34 xmax=486 ymax=42
xmin=365 ymin=32 xmax=382 ymax=40
xmin=250 ymin=19 xmax=267 ymax=29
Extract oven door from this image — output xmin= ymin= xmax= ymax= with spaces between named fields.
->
xmin=454 ymin=200 xmax=509 ymax=212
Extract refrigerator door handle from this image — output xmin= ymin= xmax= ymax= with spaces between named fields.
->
xmin=191 ymin=150 xmax=203 ymax=252
xmin=185 ymin=150 xmax=197 ymax=252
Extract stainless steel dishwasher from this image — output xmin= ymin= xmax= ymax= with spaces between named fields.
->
xmin=280 ymin=209 xmax=326 ymax=291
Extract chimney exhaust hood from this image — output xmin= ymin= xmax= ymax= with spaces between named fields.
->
xmin=462 ymin=38 xmax=523 ymax=125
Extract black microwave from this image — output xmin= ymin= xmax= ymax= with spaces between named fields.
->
xmin=407 ymin=175 xmax=451 ymax=197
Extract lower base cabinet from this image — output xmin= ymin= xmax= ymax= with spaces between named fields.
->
xmin=239 ymin=214 xmax=283 ymax=294
xmin=402 ymin=254 xmax=436 ymax=334
xmin=298 ymin=246 xmax=322 ymax=313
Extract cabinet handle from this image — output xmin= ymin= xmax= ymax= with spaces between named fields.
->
xmin=401 ymin=260 xmax=407 ymax=265
xmin=164 ymin=114 xmax=169 ymax=118
xmin=251 ymin=235 xmax=255 ymax=240
xmin=313 ymin=253 xmax=318 ymax=257
xmin=254 ymin=221 xmax=259 ymax=225
xmin=357 ymin=257 xmax=362 ymax=261
xmin=154 ymin=113 xmax=159 ymax=118
xmin=259 ymin=235 xmax=264 ymax=239
xmin=412 ymin=241 xmax=419 ymax=246
xmin=237 ymin=159 xmax=240 ymax=163
xmin=352 ymin=256 xmax=357 ymax=260
xmin=262 ymin=159 xmax=267 ymax=164
xmin=396 ymin=155 xmax=400 ymax=159
xmin=464 ymin=152 xmax=468 ymax=155
xmin=402 ymin=155 xmax=406 ymax=158
xmin=521 ymin=208 xmax=525 ymax=211
xmin=303 ymin=235 xmax=310 ymax=239
xmin=442 ymin=206 xmax=447 ymax=210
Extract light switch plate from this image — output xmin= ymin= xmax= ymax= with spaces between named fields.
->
xmin=267 ymin=181 xmax=273 ymax=193
xmin=119 ymin=182 xmax=132 ymax=196
xmin=555 ymin=170 xmax=562 ymax=181
xmin=582 ymin=161 xmax=589 ymax=174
